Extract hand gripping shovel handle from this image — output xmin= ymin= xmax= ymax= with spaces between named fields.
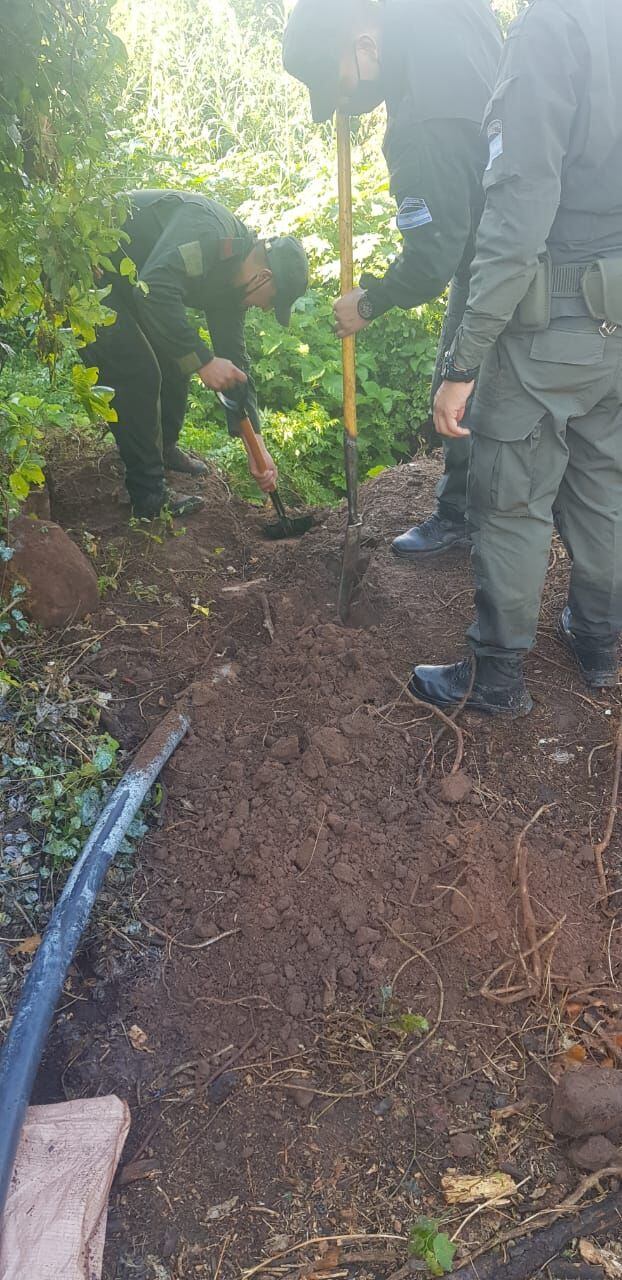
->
xmin=216 ymin=388 xmax=276 ymax=497
xmin=217 ymin=389 xmax=293 ymax=532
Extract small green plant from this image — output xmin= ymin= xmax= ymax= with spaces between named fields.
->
xmin=390 ymin=1012 xmax=430 ymax=1038
xmin=408 ymin=1218 xmax=456 ymax=1277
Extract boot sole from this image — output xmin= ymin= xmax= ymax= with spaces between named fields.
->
xmin=164 ymin=464 xmax=209 ymax=477
xmin=556 ymin=623 xmax=619 ymax=689
xmin=132 ymin=499 xmax=206 ymax=520
xmin=409 ymin=682 xmax=533 ymax=718
xmin=391 ymin=538 xmax=471 ymax=562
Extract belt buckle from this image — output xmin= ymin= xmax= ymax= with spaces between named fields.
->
xmin=600 ymin=319 xmax=619 ymax=337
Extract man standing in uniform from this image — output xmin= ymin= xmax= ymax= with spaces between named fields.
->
xmin=84 ymin=190 xmax=308 ymax=519
xmin=411 ymin=0 xmax=622 ymax=714
xmin=282 ymin=0 xmax=502 ymax=559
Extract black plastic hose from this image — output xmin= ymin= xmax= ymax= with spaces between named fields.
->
xmin=0 ymin=708 xmax=189 ymax=1217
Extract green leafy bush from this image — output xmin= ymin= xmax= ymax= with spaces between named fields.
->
xmin=0 ymin=0 xmax=468 ymax=510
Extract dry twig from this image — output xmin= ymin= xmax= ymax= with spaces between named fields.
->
xmin=241 ymin=1233 xmax=405 ymax=1280
xmin=260 ymin=592 xmax=275 ymax=642
xmin=140 ymin=920 xmax=240 ymax=950
xmin=390 ymin=669 xmax=469 ymax=778
xmin=593 ymin=703 xmax=622 ymax=905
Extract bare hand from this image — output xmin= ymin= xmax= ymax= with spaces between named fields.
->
xmin=333 ymin=288 xmax=370 ymax=339
xmin=244 ymin=434 xmax=278 ymax=495
xmin=433 ymin=379 xmax=475 ymax=438
xmin=198 ymin=358 xmax=247 ymax=392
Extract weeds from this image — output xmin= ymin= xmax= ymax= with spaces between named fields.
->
xmin=408 ymin=1218 xmax=456 ymax=1277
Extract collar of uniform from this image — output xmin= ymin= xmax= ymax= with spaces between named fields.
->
xmin=219 ymin=234 xmax=256 ymax=262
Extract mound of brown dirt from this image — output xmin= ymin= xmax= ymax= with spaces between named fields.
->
xmin=31 ymin=444 xmax=622 ymax=1280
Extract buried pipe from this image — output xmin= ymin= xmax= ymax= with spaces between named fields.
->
xmin=0 ymin=707 xmax=189 ymax=1219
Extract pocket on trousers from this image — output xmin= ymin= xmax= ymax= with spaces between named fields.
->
xmin=470 ymin=427 xmax=542 ymax=518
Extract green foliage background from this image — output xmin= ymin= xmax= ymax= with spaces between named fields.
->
xmin=0 ymin=0 xmax=527 ymax=508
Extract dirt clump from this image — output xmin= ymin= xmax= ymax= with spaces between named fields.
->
xmin=551 ymin=1067 xmax=622 ymax=1139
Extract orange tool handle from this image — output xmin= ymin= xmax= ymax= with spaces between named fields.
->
xmin=237 ymin=414 xmax=276 ymax=494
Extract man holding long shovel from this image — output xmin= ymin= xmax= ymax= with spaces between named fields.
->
xmin=283 ymin=0 xmax=502 ymax=561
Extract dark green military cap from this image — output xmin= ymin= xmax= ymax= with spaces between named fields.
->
xmin=265 ymin=235 xmax=309 ymax=326
xmin=283 ymin=0 xmax=360 ymax=123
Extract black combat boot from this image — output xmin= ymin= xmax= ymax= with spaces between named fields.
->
xmin=163 ymin=445 xmax=209 ymax=476
xmin=132 ymin=487 xmax=206 ymax=520
xmin=557 ymin=608 xmax=619 ymax=689
xmin=409 ymin=655 xmax=533 ymax=716
xmin=391 ymin=511 xmax=470 ymax=559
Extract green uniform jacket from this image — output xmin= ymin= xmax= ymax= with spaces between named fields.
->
xmin=453 ymin=0 xmax=622 ymax=371
xmin=362 ymin=0 xmax=502 ymax=316
xmin=113 ymin=190 xmax=261 ymax=434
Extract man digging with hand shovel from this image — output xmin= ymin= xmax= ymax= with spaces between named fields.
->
xmin=82 ymin=190 xmax=308 ymax=520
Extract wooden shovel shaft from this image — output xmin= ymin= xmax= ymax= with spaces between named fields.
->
xmin=337 ymin=113 xmax=362 ymax=621
xmin=337 ymin=113 xmax=358 ymax=448
xmin=237 ymin=413 xmax=277 ymax=495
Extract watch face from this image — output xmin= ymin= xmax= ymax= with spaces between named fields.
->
xmin=358 ymin=294 xmax=375 ymax=321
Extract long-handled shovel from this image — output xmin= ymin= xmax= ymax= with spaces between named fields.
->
xmin=336 ymin=112 xmax=363 ymax=623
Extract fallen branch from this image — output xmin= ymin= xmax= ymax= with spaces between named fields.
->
xmin=549 ymin=1266 xmax=605 ymax=1279
xmin=447 ymin=1174 xmax=622 ymax=1280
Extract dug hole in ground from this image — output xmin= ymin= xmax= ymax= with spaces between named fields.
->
xmin=18 ymin=440 xmax=622 ymax=1278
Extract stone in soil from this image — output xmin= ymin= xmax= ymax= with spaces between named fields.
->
xmin=311 ymin=727 xmax=350 ymax=765
xmin=439 ymin=771 xmax=473 ymax=805
xmin=569 ymin=1134 xmax=621 ymax=1171
xmin=551 ymin=1067 xmax=622 ymax=1138
xmin=269 ymin=735 xmax=300 ymax=763
xmin=449 ymin=1132 xmax=480 ymax=1160
xmin=5 ymin=514 xmax=99 ymax=627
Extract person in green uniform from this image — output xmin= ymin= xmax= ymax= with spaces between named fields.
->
xmin=410 ymin=0 xmax=622 ymax=714
xmin=282 ymin=0 xmax=502 ymax=558
xmin=83 ymin=191 xmax=308 ymax=519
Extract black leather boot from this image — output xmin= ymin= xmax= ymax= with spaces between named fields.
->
xmin=409 ymin=656 xmax=533 ymax=716
xmin=557 ymin=607 xmax=619 ymax=688
xmin=391 ymin=512 xmax=470 ymax=559
xmin=163 ymin=445 xmax=209 ymax=476
xmin=132 ymin=487 xmax=206 ymax=519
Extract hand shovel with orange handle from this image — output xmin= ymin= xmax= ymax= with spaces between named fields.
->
xmin=336 ymin=113 xmax=363 ymax=623
xmin=217 ymin=390 xmax=314 ymax=540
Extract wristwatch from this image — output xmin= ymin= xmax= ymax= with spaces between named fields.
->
xmin=357 ymin=291 xmax=377 ymax=322
xmin=441 ymin=351 xmax=479 ymax=383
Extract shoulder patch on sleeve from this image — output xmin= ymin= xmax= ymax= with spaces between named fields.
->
xmin=486 ymin=119 xmax=503 ymax=171
xmin=178 ymin=240 xmax=204 ymax=278
xmin=396 ymin=197 xmax=433 ymax=232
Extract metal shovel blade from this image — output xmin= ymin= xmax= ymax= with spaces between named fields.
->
xmin=337 ymin=519 xmax=363 ymax=623
xmin=262 ymin=511 xmax=315 ymax=541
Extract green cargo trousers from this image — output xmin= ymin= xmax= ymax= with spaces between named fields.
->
xmin=467 ymin=316 xmax=622 ymax=657
xmin=81 ymin=297 xmax=190 ymax=507
xmin=432 ymin=277 xmax=471 ymax=522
